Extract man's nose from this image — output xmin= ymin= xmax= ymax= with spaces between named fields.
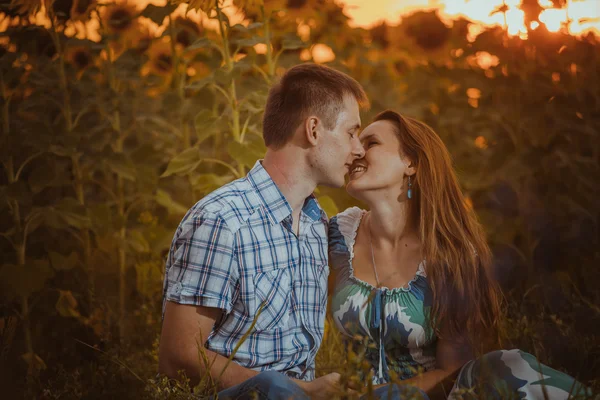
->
xmin=351 ymin=137 xmax=365 ymax=159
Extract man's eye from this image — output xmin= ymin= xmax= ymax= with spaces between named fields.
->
xmin=348 ymin=132 xmax=356 ymax=138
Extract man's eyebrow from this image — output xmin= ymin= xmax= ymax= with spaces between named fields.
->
xmin=349 ymin=123 xmax=360 ymax=131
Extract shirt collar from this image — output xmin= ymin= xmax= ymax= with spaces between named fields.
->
xmin=302 ymin=194 xmax=328 ymax=223
xmin=247 ymin=161 xmax=327 ymax=225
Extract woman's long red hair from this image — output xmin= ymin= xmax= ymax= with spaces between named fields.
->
xmin=373 ymin=110 xmax=504 ymax=350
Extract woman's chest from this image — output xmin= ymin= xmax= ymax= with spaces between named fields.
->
xmin=352 ymin=234 xmax=422 ymax=291
xmin=331 ymin=282 xmax=434 ymax=349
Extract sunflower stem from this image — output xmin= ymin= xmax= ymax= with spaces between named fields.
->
xmin=48 ymin=14 xmax=73 ymax=133
xmin=16 ymin=231 xmax=34 ymax=377
xmin=168 ymin=14 xmax=191 ymax=149
xmin=262 ymin=6 xmax=275 ymax=79
xmin=106 ymin=43 xmax=127 ymax=342
xmin=49 ymin=11 xmax=95 ymax=307
xmin=216 ymin=2 xmax=242 ymax=151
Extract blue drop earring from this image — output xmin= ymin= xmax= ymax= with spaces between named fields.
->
xmin=407 ymin=176 xmax=413 ymax=199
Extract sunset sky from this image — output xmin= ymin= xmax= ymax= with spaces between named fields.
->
xmin=341 ymin=0 xmax=600 ymax=35
xmin=161 ymin=0 xmax=600 ymax=37
xmin=8 ymin=0 xmax=600 ymax=40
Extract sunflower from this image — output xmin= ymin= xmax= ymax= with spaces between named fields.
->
xmin=70 ymin=0 xmax=96 ymax=21
xmin=175 ymin=0 xmax=217 ymax=14
xmin=133 ymin=31 xmax=154 ymax=54
xmin=66 ymin=45 xmax=93 ymax=72
xmin=145 ymin=37 xmax=175 ymax=77
xmin=401 ymin=10 xmax=451 ymax=51
xmin=309 ymin=2 xmax=354 ymax=49
xmin=7 ymin=0 xmax=50 ymax=16
xmin=370 ymin=21 xmax=390 ymax=49
xmin=48 ymin=0 xmax=96 ymax=22
xmin=100 ymin=2 xmax=139 ymax=38
xmin=50 ymin=0 xmax=73 ymax=22
xmin=233 ymin=0 xmax=285 ymax=21
xmin=172 ymin=16 xmax=203 ymax=48
xmin=284 ymin=0 xmax=326 ymax=20
xmin=186 ymin=60 xmax=211 ymax=80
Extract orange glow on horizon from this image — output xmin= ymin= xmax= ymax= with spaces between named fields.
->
xmin=341 ymin=0 xmax=600 ymax=36
xmin=2 ymin=0 xmax=598 ymax=43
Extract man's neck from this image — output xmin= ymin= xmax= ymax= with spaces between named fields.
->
xmin=262 ymin=148 xmax=316 ymax=214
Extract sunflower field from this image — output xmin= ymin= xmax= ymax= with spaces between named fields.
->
xmin=0 ymin=0 xmax=598 ymax=398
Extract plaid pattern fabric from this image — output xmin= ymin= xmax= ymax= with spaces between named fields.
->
xmin=162 ymin=161 xmax=329 ymax=380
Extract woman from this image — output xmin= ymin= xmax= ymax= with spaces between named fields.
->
xmin=328 ymin=110 xmax=591 ymax=399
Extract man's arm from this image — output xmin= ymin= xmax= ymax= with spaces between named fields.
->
xmin=159 ymin=211 xmax=253 ymax=389
xmin=158 ymin=301 xmax=258 ymax=390
xmin=159 ymin=301 xmax=348 ymax=396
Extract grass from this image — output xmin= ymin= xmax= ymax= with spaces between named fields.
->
xmin=4 ymin=276 xmax=598 ymax=399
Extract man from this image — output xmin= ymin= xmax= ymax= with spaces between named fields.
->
xmin=158 ymin=63 xmax=368 ymax=399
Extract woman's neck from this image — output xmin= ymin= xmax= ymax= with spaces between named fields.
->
xmin=367 ymin=196 xmax=418 ymax=249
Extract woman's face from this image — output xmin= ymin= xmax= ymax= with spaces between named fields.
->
xmin=346 ymin=120 xmax=414 ymax=200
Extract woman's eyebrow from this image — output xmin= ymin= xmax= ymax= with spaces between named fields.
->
xmin=359 ymin=131 xmax=375 ymax=141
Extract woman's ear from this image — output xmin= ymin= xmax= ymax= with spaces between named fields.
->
xmin=404 ymin=158 xmax=417 ymax=177
xmin=305 ymin=116 xmax=320 ymax=146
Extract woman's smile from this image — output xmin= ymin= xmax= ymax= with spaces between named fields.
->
xmin=349 ymin=162 xmax=367 ymax=178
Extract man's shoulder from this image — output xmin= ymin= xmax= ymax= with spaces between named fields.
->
xmin=188 ymin=177 xmax=257 ymax=234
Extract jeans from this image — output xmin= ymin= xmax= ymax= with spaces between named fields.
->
xmin=215 ymin=371 xmax=430 ymax=400
xmin=215 ymin=371 xmax=308 ymax=400
xmin=367 ymin=383 xmax=430 ymax=400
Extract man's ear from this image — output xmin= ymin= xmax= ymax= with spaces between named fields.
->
xmin=304 ymin=116 xmax=320 ymax=146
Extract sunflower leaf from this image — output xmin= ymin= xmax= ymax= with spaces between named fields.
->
xmin=140 ymin=3 xmax=178 ymax=26
xmin=234 ymin=36 xmax=265 ymax=47
xmin=185 ymin=37 xmax=213 ymax=52
xmin=161 ymin=147 xmax=202 ymax=177
xmin=282 ymin=37 xmax=306 ymax=50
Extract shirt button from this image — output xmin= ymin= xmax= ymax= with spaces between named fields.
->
xmin=173 ymin=282 xmax=182 ymax=294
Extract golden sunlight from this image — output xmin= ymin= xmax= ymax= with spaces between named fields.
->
xmin=129 ymin=0 xmax=599 ymax=38
xmin=6 ymin=0 xmax=597 ymax=42
xmin=341 ymin=0 xmax=600 ymax=36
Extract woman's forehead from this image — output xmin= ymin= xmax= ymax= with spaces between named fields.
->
xmin=360 ymin=120 xmax=397 ymax=140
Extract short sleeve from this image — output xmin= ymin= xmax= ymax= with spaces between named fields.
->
xmin=328 ymin=216 xmax=346 ymax=267
xmin=163 ymin=212 xmax=237 ymax=315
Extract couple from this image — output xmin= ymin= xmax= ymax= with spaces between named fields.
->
xmin=157 ymin=64 xmax=589 ymax=399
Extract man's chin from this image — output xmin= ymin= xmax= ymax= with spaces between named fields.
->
xmin=320 ymin=175 xmax=346 ymax=189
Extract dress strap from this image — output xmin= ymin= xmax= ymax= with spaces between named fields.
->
xmin=371 ymin=288 xmax=390 ymax=382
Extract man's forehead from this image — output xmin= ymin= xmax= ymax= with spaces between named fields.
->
xmin=340 ymin=94 xmax=361 ymax=127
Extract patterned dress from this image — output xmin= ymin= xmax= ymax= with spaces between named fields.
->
xmin=329 ymin=207 xmax=592 ymax=399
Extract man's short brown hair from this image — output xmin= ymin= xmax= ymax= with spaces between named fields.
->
xmin=262 ymin=63 xmax=369 ymax=149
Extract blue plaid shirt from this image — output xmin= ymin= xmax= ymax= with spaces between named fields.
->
xmin=162 ymin=161 xmax=329 ymax=380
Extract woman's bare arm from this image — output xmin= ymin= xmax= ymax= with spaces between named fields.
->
xmin=370 ymin=333 xmax=473 ymax=399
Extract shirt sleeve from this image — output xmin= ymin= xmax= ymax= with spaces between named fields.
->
xmin=163 ymin=211 xmax=237 ymax=314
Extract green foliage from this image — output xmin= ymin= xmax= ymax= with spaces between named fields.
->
xmin=0 ymin=0 xmax=598 ymax=398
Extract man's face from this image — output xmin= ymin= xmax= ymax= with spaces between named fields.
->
xmin=313 ymin=95 xmax=365 ymax=188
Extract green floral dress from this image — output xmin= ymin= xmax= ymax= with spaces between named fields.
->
xmin=329 ymin=207 xmax=592 ymax=399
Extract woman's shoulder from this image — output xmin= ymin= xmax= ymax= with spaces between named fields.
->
xmin=331 ymin=206 xmax=365 ymax=222
xmin=329 ymin=207 xmax=366 ymax=254
xmin=330 ymin=206 xmax=366 ymax=232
